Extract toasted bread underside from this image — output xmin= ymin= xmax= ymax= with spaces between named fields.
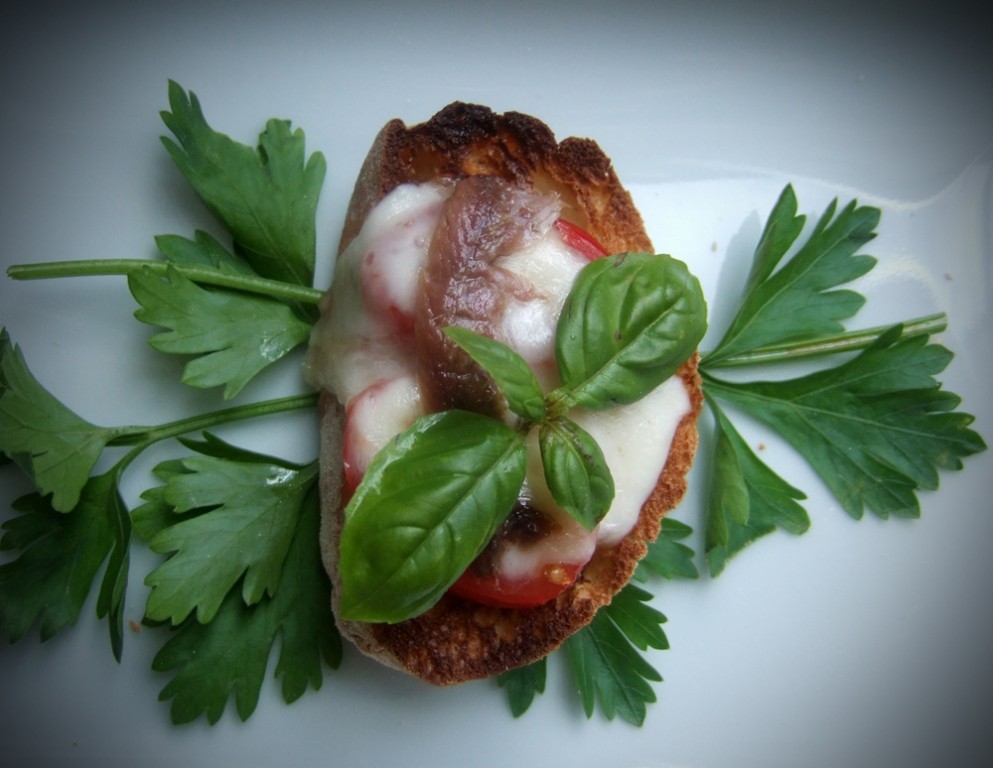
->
xmin=318 ymin=103 xmax=702 ymax=685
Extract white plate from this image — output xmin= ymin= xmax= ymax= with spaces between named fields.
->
xmin=2 ymin=2 xmax=991 ymax=766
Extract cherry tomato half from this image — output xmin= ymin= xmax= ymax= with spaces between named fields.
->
xmin=449 ymin=561 xmax=584 ymax=609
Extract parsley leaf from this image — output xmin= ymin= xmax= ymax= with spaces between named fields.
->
xmin=700 ymin=186 xmax=986 ymax=575
xmin=497 ymin=658 xmax=547 ymax=718
xmin=0 ymin=467 xmax=131 ymax=659
xmin=637 ymin=517 xmax=700 ymax=581
xmin=604 ymin=582 xmax=671 ymax=651
xmin=160 ymin=81 xmax=325 ymax=290
xmin=129 ymin=264 xmax=312 ymax=399
xmin=151 ymin=481 xmax=340 ymax=725
xmin=141 ymin=434 xmax=319 ymax=625
xmin=0 ymin=327 xmax=7 ymax=392
xmin=704 ymin=397 xmax=809 ymax=575
xmin=564 ymin=584 xmax=667 ymax=726
xmin=154 ymin=230 xmax=256 ymax=274
xmin=2 ymin=84 xmax=338 ymax=724
xmin=131 ymin=459 xmax=188 ymax=543
xmin=0 ymin=333 xmax=117 ymax=512
xmin=704 ymin=328 xmax=986 ymax=521
xmin=500 ymin=518 xmax=698 ymax=720
xmin=704 ymin=185 xmax=878 ymax=367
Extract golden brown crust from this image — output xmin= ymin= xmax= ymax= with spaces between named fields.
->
xmin=319 ymin=103 xmax=701 ymax=685
xmin=337 ymin=102 xmax=652 ymax=259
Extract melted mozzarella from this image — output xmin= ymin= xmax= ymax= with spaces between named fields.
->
xmin=346 ymin=374 xmax=424 ymax=478
xmin=572 ymin=377 xmax=690 ymax=546
xmin=496 ymin=512 xmax=597 ymax=580
xmin=306 ymin=182 xmax=449 ymax=404
xmin=496 ymin=235 xmax=588 ymax=388
xmin=307 ymin=180 xmax=691 ymax=548
xmin=359 ymin=183 xmax=449 ymax=323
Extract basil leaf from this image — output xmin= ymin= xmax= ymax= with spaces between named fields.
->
xmin=443 ymin=326 xmax=546 ymax=422
xmin=553 ymin=253 xmax=706 ymax=412
xmin=337 ymin=410 xmax=527 ymax=623
xmin=539 ymin=416 xmax=614 ymax=531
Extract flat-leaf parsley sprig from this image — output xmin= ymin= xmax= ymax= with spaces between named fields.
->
xmin=697 ymin=185 xmax=986 ymax=575
xmin=0 ymin=320 xmax=322 ymax=664
xmin=1 ymin=81 xmax=335 ymax=723
xmin=133 ymin=434 xmax=341 ymax=724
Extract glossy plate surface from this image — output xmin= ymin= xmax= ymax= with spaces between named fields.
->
xmin=2 ymin=2 xmax=991 ymax=766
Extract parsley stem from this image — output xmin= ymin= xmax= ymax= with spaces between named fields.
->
xmin=701 ymin=313 xmax=947 ymax=369
xmin=107 ymin=392 xmax=319 ymax=447
xmin=7 ymin=260 xmax=324 ymax=305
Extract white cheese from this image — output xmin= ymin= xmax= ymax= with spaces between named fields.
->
xmin=495 ymin=510 xmax=598 ymax=581
xmin=496 ymin=235 xmax=587 ymax=388
xmin=345 ymin=373 xmax=424 ymax=480
xmin=573 ymin=377 xmax=690 ymax=546
xmin=306 ymin=182 xmax=449 ymax=404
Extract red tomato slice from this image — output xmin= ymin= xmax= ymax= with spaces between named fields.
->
xmin=553 ymin=218 xmax=608 ymax=260
xmin=449 ymin=561 xmax=584 ymax=609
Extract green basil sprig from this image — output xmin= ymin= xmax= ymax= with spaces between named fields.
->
xmin=335 ymin=253 xmax=706 ymax=624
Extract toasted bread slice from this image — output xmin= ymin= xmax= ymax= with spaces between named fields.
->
xmin=316 ymin=103 xmax=702 ymax=685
